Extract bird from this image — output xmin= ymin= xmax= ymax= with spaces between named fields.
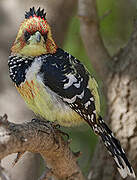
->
xmin=8 ymin=7 xmax=135 ymax=178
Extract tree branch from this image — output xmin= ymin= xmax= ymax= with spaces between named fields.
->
xmin=44 ymin=0 xmax=77 ymax=47
xmin=78 ymin=0 xmax=111 ymax=81
xmin=0 ymin=115 xmax=85 ymax=180
xmin=78 ymin=0 xmax=137 ymax=179
xmin=81 ymin=2 xmax=137 ymax=179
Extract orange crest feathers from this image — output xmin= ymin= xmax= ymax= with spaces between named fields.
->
xmin=11 ymin=7 xmax=57 ymax=56
xmin=24 ymin=7 xmax=48 ymax=35
xmin=23 ymin=7 xmax=48 ymax=35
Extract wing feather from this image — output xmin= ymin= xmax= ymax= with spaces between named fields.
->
xmin=39 ymin=48 xmax=100 ymax=126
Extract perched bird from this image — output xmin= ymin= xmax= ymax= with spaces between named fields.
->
xmin=8 ymin=7 xmax=135 ymax=178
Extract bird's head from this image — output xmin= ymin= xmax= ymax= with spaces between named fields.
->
xmin=11 ymin=7 xmax=57 ymax=56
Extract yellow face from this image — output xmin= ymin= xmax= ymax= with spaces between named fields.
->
xmin=11 ymin=16 xmax=57 ymax=56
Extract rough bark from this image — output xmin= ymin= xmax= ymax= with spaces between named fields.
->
xmin=78 ymin=0 xmax=137 ymax=179
xmin=0 ymin=115 xmax=85 ymax=180
xmin=90 ymin=28 xmax=137 ymax=180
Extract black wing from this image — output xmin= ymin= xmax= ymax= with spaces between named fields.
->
xmin=39 ymin=48 xmax=97 ymax=125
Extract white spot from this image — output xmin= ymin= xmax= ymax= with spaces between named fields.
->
xmin=111 ymin=132 xmax=114 ymax=137
xmin=106 ymin=141 xmax=111 ymax=146
xmin=63 ymin=74 xmax=77 ymax=89
xmin=121 ymin=148 xmax=125 ymax=154
xmin=93 ymin=110 xmax=96 ymax=114
xmin=77 ymin=90 xmax=84 ymax=99
xmin=90 ymin=97 xmax=94 ymax=101
xmin=52 ymin=63 xmax=58 ymax=68
xmin=17 ymin=59 xmax=23 ymax=62
xmin=100 ymin=119 xmax=104 ymax=123
xmin=91 ymin=114 xmax=94 ymax=121
xmin=84 ymin=100 xmax=91 ymax=108
xmin=98 ymin=126 xmax=103 ymax=133
xmin=10 ymin=65 xmax=17 ymax=69
xmin=104 ymin=141 xmax=108 ymax=147
xmin=63 ymin=91 xmax=84 ymax=104
xmin=93 ymin=127 xmax=99 ymax=133
xmin=59 ymin=56 xmax=63 ymax=59
xmin=63 ymin=96 xmax=76 ymax=104
xmin=114 ymin=156 xmax=127 ymax=178
xmin=73 ymin=81 xmax=81 ymax=88
xmin=83 ymin=114 xmax=87 ymax=119
xmin=113 ymin=152 xmax=135 ymax=178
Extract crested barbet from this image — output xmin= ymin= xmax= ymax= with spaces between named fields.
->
xmin=8 ymin=7 xmax=135 ymax=178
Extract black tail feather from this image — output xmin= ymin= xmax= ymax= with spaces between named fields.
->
xmin=92 ymin=116 xmax=135 ymax=179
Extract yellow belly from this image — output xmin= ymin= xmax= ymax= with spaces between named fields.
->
xmin=16 ymin=79 xmax=84 ymax=127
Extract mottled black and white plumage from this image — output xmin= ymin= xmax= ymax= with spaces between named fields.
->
xmin=39 ymin=49 xmax=97 ymax=123
xmin=8 ymin=55 xmax=33 ymax=85
xmin=8 ymin=48 xmax=135 ymax=178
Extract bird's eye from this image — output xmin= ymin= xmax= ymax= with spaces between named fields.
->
xmin=43 ymin=33 xmax=47 ymax=42
xmin=24 ymin=31 xmax=31 ymax=42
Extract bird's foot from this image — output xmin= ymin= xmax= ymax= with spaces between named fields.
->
xmin=31 ymin=118 xmax=52 ymax=134
xmin=73 ymin=151 xmax=82 ymax=158
xmin=51 ymin=121 xmax=69 ymax=139
xmin=31 ymin=119 xmax=69 ymax=148
xmin=31 ymin=119 xmax=60 ymax=147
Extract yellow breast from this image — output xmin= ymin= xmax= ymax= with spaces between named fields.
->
xmin=16 ymin=79 xmax=84 ymax=127
xmin=16 ymin=80 xmax=41 ymax=115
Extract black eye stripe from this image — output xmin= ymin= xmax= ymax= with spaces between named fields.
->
xmin=43 ymin=33 xmax=47 ymax=42
xmin=24 ymin=31 xmax=47 ymax=42
xmin=24 ymin=31 xmax=31 ymax=41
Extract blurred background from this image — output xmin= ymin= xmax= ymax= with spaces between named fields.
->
xmin=0 ymin=0 xmax=136 ymax=179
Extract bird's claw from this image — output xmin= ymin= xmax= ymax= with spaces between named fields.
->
xmin=31 ymin=119 xmax=69 ymax=149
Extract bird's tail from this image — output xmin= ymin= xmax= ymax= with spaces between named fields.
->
xmin=93 ymin=116 xmax=135 ymax=179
